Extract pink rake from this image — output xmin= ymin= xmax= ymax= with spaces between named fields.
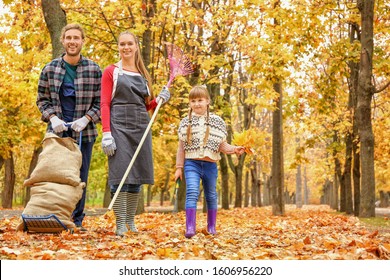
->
xmin=165 ymin=42 xmax=194 ymax=88
xmin=108 ymin=43 xmax=194 ymax=211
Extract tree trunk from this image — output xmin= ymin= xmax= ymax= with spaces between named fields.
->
xmin=304 ymin=166 xmax=309 ymax=205
xmin=250 ymin=164 xmax=258 ymax=207
xmin=136 ymin=186 xmax=145 ymax=215
xmin=258 ymin=178 xmax=262 ymax=207
xmin=244 ymin=171 xmax=249 ymax=207
xmin=2 ymin=152 xmax=15 ymax=208
xmin=147 ymin=184 xmax=152 ymax=207
xmin=103 ymin=182 xmax=111 ymax=208
xmin=160 ymin=171 xmax=170 ymax=206
xmin=177 ymin=176 xmax=186 ymax=212
xmin=271 ymin=82 xmax=284 ymax=215
xmin=0 ymin=156 xmax=4 ymax=170
xmin=353 ymin=145 xmax=361 ymax=215
xmin=141 ymin=0 xmax=155 ymax=71
xmin=334 ymin=135 xmax=344 ymax=211
xmin=263 ymin=173 xmax=271 ymax=205
xmin=324 ymin=180 xmax=333 ymax=205
xmin=220 ymin=155 xmax=229 ymax=209
xmin=295 ymin=163 xmax=302 ymax=208
xmin=331 ymin=169 xmax=339 ymax=211
xmin=233 ymin=158 xmax=245 ymax=208
xmin=24 ymin=146 xmax=43 ymax=206
xmin=295 ymin=138 xmax=302 ymax=208
xmin=230 ymin=152 xmax=247 ymax=209
xmin=379 ymin=191 xmax=389 ymax=208
xmin=357 ymin=0 xmax=375 ymax=218
xmin=343 ymin=131 xmax=353 ymax=214
xmin=41 ymin=0 xmax=67 ymax=59
xmin=348 ymin=22 xmax=362 ymax=217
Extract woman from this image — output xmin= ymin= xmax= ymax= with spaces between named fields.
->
xmin=100 ymin=31 xmax=170 ymax=236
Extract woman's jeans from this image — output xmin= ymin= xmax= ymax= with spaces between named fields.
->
xmin=184 ymin=159 xmax=218 ymax=210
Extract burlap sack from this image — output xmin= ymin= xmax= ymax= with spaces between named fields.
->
xmin=16 ymin=181 xmax=85 ymax=232
xmin=24 ymin=133 xmax=82 ymax=187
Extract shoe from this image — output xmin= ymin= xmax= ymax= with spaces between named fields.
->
xmin=185 ymin=208 xmax=197 ymax=238
xmin=76 ymin=225 xmax=87 ymax=232
xmin=207 ymin=209 xmax=217 ymax=235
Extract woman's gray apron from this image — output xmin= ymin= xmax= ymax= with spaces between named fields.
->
xmin=108 ymin=72 xmax=154 ymax=185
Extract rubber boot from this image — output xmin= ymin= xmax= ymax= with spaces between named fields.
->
xmin=126 ymin=192 xmax=139 ymax=232
xmin=185 ymin=208 xmax=197 ymax=238
xmin=112 ymin=192 xmax=128 ymax=236
xmin=207 ymin=209 xmax=217 ymax=235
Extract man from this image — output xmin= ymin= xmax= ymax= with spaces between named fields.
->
xmin=36 ymin=23 xmax=102 ymax=230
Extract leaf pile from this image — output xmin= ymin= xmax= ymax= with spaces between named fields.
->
xmin=0 ymin=205 xmax=389 ymax=260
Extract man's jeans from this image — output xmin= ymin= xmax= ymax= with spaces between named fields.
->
xmin=72 ymin=139 xmax=95 ymax=226
xmin=184 ymin=159 xmax=218 ymax=210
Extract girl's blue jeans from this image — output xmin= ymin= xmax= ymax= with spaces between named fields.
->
xmin=184 ymin=159 xmax=218 ymax=210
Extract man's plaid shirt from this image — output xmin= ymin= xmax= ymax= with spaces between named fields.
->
xmin=37 ymin=54 xmax=102 ymax=142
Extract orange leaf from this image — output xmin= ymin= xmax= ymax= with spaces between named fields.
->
xmin=303 ymin=236 xmax=311 ymax=244
xmin=244 ymin=146 xmax=254 ymax=154
xmin=368 ymin=230 xmax=379 ymax=238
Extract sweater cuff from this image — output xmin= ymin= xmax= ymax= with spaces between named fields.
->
xmin=219 ymin=141 xmax=236 ymax=154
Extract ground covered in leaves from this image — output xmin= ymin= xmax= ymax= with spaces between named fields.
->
xmin=0 ymin=205 xmax=389 ymax=260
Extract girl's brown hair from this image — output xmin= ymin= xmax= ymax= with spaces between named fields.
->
xmin=118 ymin=31 xmax=154 ymax=103
xmin=186 ymin=86 xmax=210 ymax=145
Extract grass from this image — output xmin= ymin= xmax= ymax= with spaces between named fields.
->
xmin=359 ymin=216 xmax=390 ymax=233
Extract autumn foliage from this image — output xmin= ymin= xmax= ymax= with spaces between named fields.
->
xmin=0 ymin=205 xmax=389 ymax=260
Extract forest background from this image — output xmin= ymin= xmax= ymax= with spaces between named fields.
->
xmin=0 ymin=0 xmax=389 ymax=219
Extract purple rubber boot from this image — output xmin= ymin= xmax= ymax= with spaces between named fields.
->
xmin=185 ymin=208 xmax=197 ymax=238
xmin=207 ymin=209 xmax=217 ymax=235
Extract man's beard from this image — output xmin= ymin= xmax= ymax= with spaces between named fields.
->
xmin=66 ymin=46 xmax=81 ymax=57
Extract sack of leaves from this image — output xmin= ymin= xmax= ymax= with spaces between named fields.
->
xmin=23 ymin=133 xmax=82 ymax=187
xmin=16 ymin=181 xmax=85 ymax=232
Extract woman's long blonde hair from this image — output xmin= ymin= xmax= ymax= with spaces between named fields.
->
xmin=118 ymin=31 xmax=154 ymax=104
xmin=186 ymin=86 xmax=210 ymax=146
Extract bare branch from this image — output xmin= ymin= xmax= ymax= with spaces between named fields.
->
xmin=374 ymin=80 xmax=390 ymax=93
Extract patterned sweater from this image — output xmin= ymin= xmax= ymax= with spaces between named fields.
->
xmin=177 ymin=113 xmax=234 ymax=165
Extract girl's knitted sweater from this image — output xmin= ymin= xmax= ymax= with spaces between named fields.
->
xmin=176 ymin=113 xmax=238 ymax=167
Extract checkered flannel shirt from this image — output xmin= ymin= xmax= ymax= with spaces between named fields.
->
xmin=37 ymin=54 xmax=102 ymax=142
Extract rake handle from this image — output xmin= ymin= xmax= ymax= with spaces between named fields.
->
xmin=166 ymin=72 xmax=177 ymax=88
xmin=173 ymin=178 xmax=181 ymax=213
xmin=108 ymin=98 xmax=164 ymax=210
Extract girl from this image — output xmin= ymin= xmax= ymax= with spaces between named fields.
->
xmin=100 ymin=31 xmax=170 ymax=236
xmin=174 ymin=85 xmax=245 ymax=238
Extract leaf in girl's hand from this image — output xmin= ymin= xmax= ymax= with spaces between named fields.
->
xmin=244 ymin=147 xmax=254 ymax=154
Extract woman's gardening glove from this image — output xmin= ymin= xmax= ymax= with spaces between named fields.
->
xmin=102 ymin=132 xmax=117 ymax=156
xmin=156 ymin=86 xmax=170 ymax=104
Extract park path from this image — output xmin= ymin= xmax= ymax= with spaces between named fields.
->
xmin=0 ymin=205 xmax=173 ymax=219
xmin=0 ymin=205 xmax=389 ymax=219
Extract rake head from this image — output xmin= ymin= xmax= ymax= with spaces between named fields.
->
xmin=164 ymin=42 xmax=194 ymax=87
